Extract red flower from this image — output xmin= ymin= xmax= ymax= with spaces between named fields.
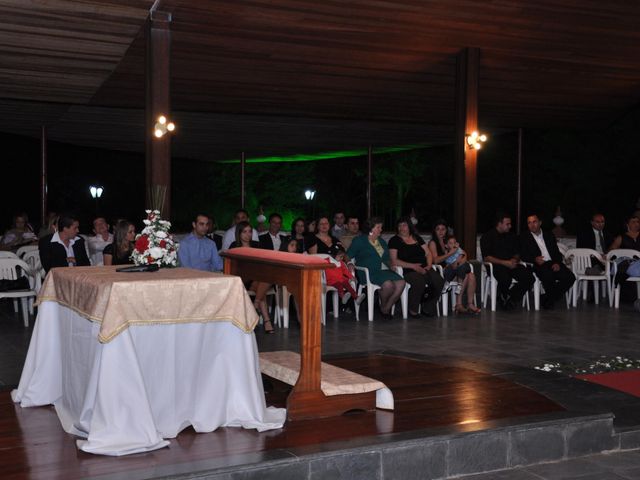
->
xmin=147 ymin=256 xmax=152 ymax=264
xmin=159 ymin=240 xmax=166 ymax=248
xmin=135 ymin=235 xmax=149 ymax=252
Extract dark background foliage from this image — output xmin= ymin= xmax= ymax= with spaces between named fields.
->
xmin=2 ymin=107 xmax=638 ymax=236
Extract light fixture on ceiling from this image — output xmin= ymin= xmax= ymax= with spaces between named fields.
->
xmin=154 ymin=115 xmax=176 ymax=138
xmin=465 ymin=131 xmax=487 ymax=150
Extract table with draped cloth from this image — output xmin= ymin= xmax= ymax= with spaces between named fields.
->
xmin=11 ymin=266 xmax=286 ymax=456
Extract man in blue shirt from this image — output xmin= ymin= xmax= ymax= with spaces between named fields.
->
xmin=178 ymin=213 xmax=223 ymax=272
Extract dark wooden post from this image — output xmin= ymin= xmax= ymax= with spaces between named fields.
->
xmin=516 ymin=128 xmax=523 ymax=234
xmin=40 ymin=126 xmax=47 ymax=225
xmin=367 ymin=145 xmax=372 ymax=220
xmin=454 ymin=47 xmax=480 ymax=259
xmin=240 ymin=151 xmax=246 ymax=208
xmin=145 ymin=9 xmax=172 ymax=217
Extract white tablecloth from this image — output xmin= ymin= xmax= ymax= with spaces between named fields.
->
xmin=12 ymin=301 xmax=286 ymax=456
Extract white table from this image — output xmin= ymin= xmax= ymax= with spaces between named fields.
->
xmin=12 ymin=267 xmax=285 ymax=456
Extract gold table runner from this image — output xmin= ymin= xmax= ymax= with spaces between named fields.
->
xmin=37 ymin=266 xmax=259 ymax=343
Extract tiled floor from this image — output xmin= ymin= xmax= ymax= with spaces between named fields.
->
xmin=2 ymin=297 xmax=640 ymax=479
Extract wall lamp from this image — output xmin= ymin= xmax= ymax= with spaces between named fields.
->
xmin=154 ymin=115 xmax=176 ymax=138
xmin=465 ymin=131 xmax=487 ymax=150
xmin=304 ymin=189 xmax=316 ymax=200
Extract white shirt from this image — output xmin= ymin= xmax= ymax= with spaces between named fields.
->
xmin=86 ymin=233 xmax=113 ymax=266
xmin=531 ymin=230 xmax=551 ymax=262
xmin=221 ymin=226 xmax=259 ymax=251
xmin=267 ymin=232 xmax=282 ymax=251
xmin=592 ymin=228 xmax=605 ymax=253
xmin=51 ymin=231 xmax=78 ymax=266
xmin=332 ymin=224 xmax=346 ymax=239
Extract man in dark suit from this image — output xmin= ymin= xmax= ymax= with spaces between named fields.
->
xmin=520 ymin=214 xmax=575 ymax=309
xmin=480 ymin=211 xmax=535 ymax=310
xmin=576 ymin=212 xmax=613 ymax=253
xmin=38 ymin=213 xmax=91 ymax=273
xmin=258 ymin=213 xmax=289 ymax=251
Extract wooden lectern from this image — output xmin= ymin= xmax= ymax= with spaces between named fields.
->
xmin=222 ymin=248 xmax=377 ymax=420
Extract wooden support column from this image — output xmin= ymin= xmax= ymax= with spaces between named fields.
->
xmin=40 ymin=126 xmax=47 ymax=225
xmin=240 ymin=151 xmax=246 ymax=208
xmin=145 ymin=9 xmax=172 ymax=217
xmin=454 ymin=47 xmax=480 ymax=259
xmin=367 ymin=145 xmax=373 ymax=220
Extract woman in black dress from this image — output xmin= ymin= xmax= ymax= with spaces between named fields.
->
xmin=308 ymin=216 xmax=344 ymax=256
xmin=103 ymin=220 xmax=135 ymax=266
xmin=388 ymin=217 xmax=444 ymax=317
xmin=230 ymin=221 xmax=275 ymax=333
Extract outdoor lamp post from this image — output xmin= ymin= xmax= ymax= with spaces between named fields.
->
xmin=304 ymin=189 xmax=316 ymax=218
xmin=90 ymin=185 xmax=104 ymax=215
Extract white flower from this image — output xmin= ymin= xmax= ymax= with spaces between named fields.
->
xmin=155 ymin=231 xmax=167 ymax=238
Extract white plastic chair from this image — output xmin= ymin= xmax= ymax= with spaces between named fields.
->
xmin=312 ymin=254 xmax=341 ymax=323
xmin=481 ymin=262 xmax=532 ymax=311
xmin=354 ymin=263 xmax=409 ymax=321
xmin=447 ymin=263 xmax=478 ymax=312
xmin=608 ymin=249 xmax=640 ymax=309
xmin=565 ymin=248 xmax=610 ymax=307
xmin=16 ymin=245 xmax=39 ymax=258
xmin=0 ymin=258 xmax=37 ymax=327
xmin=0 ymin=251 xmax=19 ymax=259
xmin=22 ymin=250 xmax=45 ymax=294
xmin=430 ymin=264 xmax=449 ymax=316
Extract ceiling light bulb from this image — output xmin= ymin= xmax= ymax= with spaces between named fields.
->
xmin=479 ymin=134 xmax=487 ymax=142
xmin=167 ymin=122 xmax=175 ymax=132
xmin=475 ymin=143 xmax=482 ymax=150
xmin=158 ymin=115 xmax=166 ymax=125
xmin=154 ymin=129 xmax=164 ymax=138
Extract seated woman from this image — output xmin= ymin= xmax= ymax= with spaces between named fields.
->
xmin=609 ymin=214 xmax=640 ymax=252
xmin=309 ymin=216 xmax=344 ymax=255
xmin=230 ymin=221 xmax=275 ymax=334
xmin=388 ymin=217 xmax=444 ymax=318
xmin=347 ymin=217 xmax=406 ymax=319
xmin=1 ymin=213 xmax=37 ymax=250
xmin=103 ymin=220 xmax=136 ymax=266
xmin=287 ymin=217 xmax=309 ymax=253
xmin=428 ymin=220 xmax=480 ymax=314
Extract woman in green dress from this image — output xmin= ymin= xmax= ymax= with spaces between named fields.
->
xmin=347 ymin=217 xmax=406 ymax=319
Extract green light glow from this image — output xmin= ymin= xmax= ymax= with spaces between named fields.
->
xmin=217 ymin=144 xmax=431 ymax=164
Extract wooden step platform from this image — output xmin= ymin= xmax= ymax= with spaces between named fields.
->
xmin=259 ymin=350 xmax=394 ymax=414
xmin=1 ymin=352 xmax=626 ymax=480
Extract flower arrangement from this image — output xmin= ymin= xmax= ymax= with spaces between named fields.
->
xmin=131 ymin=210 xmax=178 ymax=267
xmin=534 ymin=356 xmax=640 ymax=375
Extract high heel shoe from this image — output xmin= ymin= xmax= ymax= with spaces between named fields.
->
xmin=454 ymin=304 xmax=468 ymax=315
xmin=263 ymin=319 xmax=275 ymax=334
xmin=467 ymin=304 xmax=481 ymax=314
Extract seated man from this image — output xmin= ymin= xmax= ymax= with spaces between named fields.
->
xmin=576 ymin=212 xmax=613 ymax=273
xmin=178 ymin=213 xmax=223 ymax=272
xmin=258 ymin=213 xmax=289 ymax=251
xmin=39 ymin=213 xmax=90 ymax=273
xmin=520 ymin=214 xmax=575 ymax=309
xmin=480 ymin=211 xmax=535 ymax=310
xmin=220 ymin=208 xmax=259 ymax=251
xmin=340 ymin=215 xmax=361 ymax=250
xmin=331 ymin=211 xmax=347 ymax=240
xmin=85 ymin=216 xmax=113 ymax=266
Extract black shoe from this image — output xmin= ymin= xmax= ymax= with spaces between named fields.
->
xmin=501 ymin=296 xmax=515 ymax=311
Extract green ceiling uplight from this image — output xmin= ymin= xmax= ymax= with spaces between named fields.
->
xmin=217 ymin=143 xmax=431 ymax=164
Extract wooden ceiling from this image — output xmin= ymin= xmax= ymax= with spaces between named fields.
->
xmin=1 ymin=0 xmax=640 ymax=161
